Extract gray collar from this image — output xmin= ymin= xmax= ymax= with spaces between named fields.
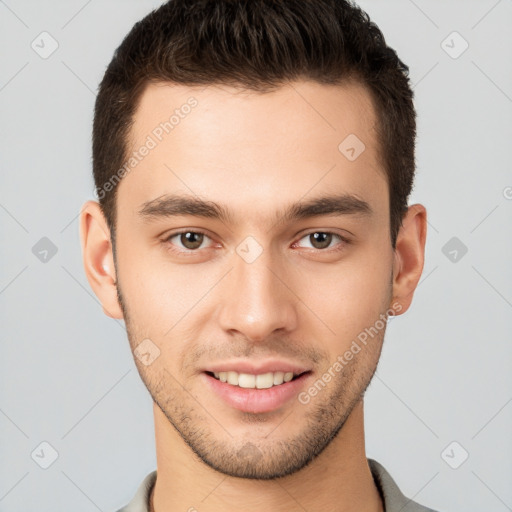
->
xmin=119 ymin=458 xmax=438 ymax=512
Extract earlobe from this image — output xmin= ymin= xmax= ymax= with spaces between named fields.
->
xmin=79 ymin=200 xmax=124 ymax=319
xmin=391 ymin=204 xmax=427 ymax=315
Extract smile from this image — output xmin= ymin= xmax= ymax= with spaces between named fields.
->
xmin=203 ymin=370 xmax=312 ymax=413
xmin=207 ymin=370 xmax=303 ymax=389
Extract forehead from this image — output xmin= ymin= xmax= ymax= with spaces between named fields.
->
xmin=119 ymin=79 xmax=387 ymax=227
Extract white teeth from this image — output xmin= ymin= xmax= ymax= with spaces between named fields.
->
xmin=239 ymin=373 xmax=256 ymax=388
xmin=273 ymin=371 xmax=284 ymax=385
xmin=274 ymin=372 xmax=284 ymax=386
xmin=211 ymin=370 xmax=301 ymax=388
xmin=283 ymin=372 xmax=293 ymax=382
xmin=256 ymin=372 xmax=273 ymax=389
xmin=227 ymin=371 xmax=238 ymax=385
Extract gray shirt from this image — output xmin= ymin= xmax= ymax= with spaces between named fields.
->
xmin=116 ymin=458 xmax=439 ymax=512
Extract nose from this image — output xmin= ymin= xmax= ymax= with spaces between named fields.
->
xmin=216 ymin=243 xmax=299 ymax=343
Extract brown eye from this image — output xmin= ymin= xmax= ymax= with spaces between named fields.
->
xmin=294 ymin=231 xmax=349 ymax=252
xmin=178 ymin=231 xmax=204 ymax=250
xmin=165 ymin=230 xmax=211 ymax=252
xmin=309 ymin=232 xmax=332 ymax=249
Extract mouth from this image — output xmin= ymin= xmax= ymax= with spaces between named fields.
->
xmin=205 ymin=370 xmax=308 ymax=389
xmin=202 ymin=369 xmax=313 ymax=414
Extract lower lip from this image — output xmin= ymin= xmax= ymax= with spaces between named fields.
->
xmin=202 ymin=372 xmax=312 ymax=414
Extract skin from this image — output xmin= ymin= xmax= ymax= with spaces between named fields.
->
xmin=80 ymin=80 xmax=426 ymax=512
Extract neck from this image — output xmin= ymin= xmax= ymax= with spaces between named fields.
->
xmin=151 ymin=400 xmax=382 ymax=512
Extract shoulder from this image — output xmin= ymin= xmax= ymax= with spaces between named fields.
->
xmin=368 ymin=458 xmax=440 ymax=512
xmin=114 ymin=470 xmax=157 ymax=512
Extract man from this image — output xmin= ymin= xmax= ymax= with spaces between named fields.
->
xmin=80 ymin=0 xmax=438 ymax=510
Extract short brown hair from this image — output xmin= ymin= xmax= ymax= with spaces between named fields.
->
xmin=93 ymin=0 xmax=416 ymax=249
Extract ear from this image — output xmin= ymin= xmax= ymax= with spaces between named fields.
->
xmin=391 ymin=204 xmax=427 ymax=315
xmin=79 ymin=200 xmax=123 ymax=319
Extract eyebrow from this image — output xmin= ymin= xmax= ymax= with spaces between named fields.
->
xmin=138 ymin=192 xmax=373 ymax=226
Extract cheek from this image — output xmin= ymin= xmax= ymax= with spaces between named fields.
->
xmin=296 ymin=254 xmax=392 ymax=341
xmin=118 ymin=247 xmax=218 ymax=337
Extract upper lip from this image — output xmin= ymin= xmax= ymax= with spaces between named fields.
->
xmin=204 ymin=360 xmax=312 ymax=375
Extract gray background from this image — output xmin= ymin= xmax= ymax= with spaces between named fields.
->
xmin=1 ymin=0 xmax=511 ymax=511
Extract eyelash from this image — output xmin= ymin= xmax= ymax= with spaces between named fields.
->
xmin=162 ymin=229 xmax=351 ymax=256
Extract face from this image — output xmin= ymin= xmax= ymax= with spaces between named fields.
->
xmin=104 ymin=80 xmax=400 ymax=478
